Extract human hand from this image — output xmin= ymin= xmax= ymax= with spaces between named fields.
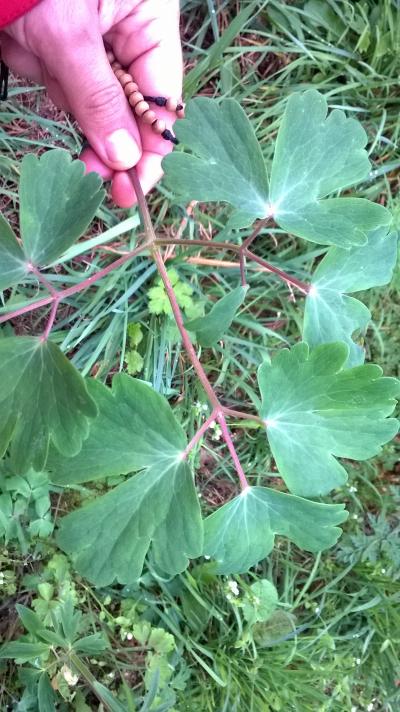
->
xmin=0 ymin=0 xmax=182 ymax=206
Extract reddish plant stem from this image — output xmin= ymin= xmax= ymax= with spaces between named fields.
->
xmin=241 ymin=216 xmax=271 ymax=252
xmin=183 ymin=411 xmax=217 ymax=459
xmin=216 ymin=412 xmax=248 ymax=490
xmin=29 ymin=264 xmax=59 ymax=296
xmin=41 ymin=298 xmax=59 ymax=341
xmin=238 ymin=217 xmax=272 ymax=286
xmin=153 ymin=248 xmax=250 ymax=489
xmin=0 ymin=242 xmax=152 ymax=325
xmin=129 ymin=167 xmax=250 ymax=490
xmin=239 ymin=253 xmax=247 ymax=287
xmin=152 ymin=246 xmax=221 ymax=409
xmin=155 ymin=238 xmax=309 ymax=294
xmin=244 ymin=249 xmax=310 ymax=294
xmin=0 ymin=235 xmax=309 ymax=327
xmin=222 ymin=407 xmax=262 ymax=424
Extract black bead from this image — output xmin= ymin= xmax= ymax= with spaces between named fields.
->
xmin=161 ymin=129 xmax=179 ymax=145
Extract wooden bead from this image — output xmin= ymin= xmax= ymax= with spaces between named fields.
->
xmin=134 ymin=101 xmax=150 ymax=117
xmin=106 ymin=49 xmax=115 ymax=63
xmin=112 ymin=61 xmax=122 ymax=71
xmin=141 ymin=109 xmax=157 ymax=125
xmin=114 ymin=68 xmax=125 ymax=79
xmin=166 ymin=98 xmax=178 ymax=112
xmin=152 ymin=119 xmax=166 ymax=135
xmin=128 ymin=91 xmax=144 ymax=107
xmin=119 ymin=73 xmax=133 ymax=87
xmin=124 ymin=81 xmax=139 ymax=96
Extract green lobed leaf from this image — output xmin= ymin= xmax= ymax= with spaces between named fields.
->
xmin=242 ymin=579 xmax=279 ymax=624
xmin=203 ymin=486 xmax=348 ymax=574
xmin=49 ymin=374 xmax=187 ymax=484
xmin=16 ymin=604 xmax=47 ymax=638
xmin=0 ymin=213 xmax=28 ymax=290
xmin=52 ymin=375 xmax=203 ymax=585
xmin=269 ymin=90 xmax=391 ymax=247
xmin=0 ymin=641 xmax=50 ymax=662
xmin=163 ymin=91 xmax=391 ymax=248
xmin=303 ymin=227 xmax=398 ymax=366
xmin=73 ymin=633 xmax=109 ymax=655
xmin=186 ymin=285 xmax=248 ymax=346
xmin=38 ymin=673 xmax=57 ymax=712
xmin=56 ymin=461 xmax=202 ymax=586
xmin=258 ymin=342 xmax=399 ymax=497
xmin=19 ymin=149 xmax=104 ymax=266
xmin=0 ymin=336 xmax=97 ymax=473
xmin=163 ymin=98 xmax=269 ymax=219
xmin=92 ymin=682 xmax=128 ymax=712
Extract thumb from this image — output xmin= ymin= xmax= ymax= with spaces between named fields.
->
xmin=49 ymin=31 xmax=141 ymax=170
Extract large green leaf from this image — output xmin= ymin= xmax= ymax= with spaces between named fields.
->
xmin=163 ymin=98 xmax=269 ymax=219
xmin=0 ymin=337 xmax=97 ymax=473
xmin=0 ymin=641 xmax=50 ymax=662
xmin=303 ymin=227 xmax=398 ymax=366
xmin=19 ymin=149 xmax=104 ymax=266
xmin=52 ymin=375 xmax=202 ymax=585
xmin=258 ymin=342 xmax=399 ymax=497
xmin=49 ymin=375 xmax=187 ymax=484
xmin=203 ymin=486 xmax=347 ymax=574
xmin=0 ymin=214 xmax=28 ymax=290
xmin=186 ymin=285 xmax=248 ymax=347
xmin=163 ymin=92 xmax=391 ymax=248
xmin=57 ymin=460 xmax=202 ymax=586
xmin=269 ymin=90 xmax=391 ymax=246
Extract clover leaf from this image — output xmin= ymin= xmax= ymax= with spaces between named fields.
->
xmin=186 ymin=285 xmax=248 ymax=346
xmin=19 ymin=149 xmax=104 ymax=266
xmin=258 ymin=342 xmax=399 ymax=497
xmin=163 ymin=91 xmax=391 ymax=247
xmin=57 ymin=460 xmax=201 ymax=586
xmin=0 ymin=214 xmax=28 ymax=290
xmin=0 ymin=337 xmax=97 ymax=473
xmin=0 ymin=149 xmax=104 ymax=291
xmin=163 ymin=97 xmax=269 ymax=220
xmin=268 ymin=90 xmax=390 ymax=246
xmin=203 ymin=486 xmax=348 ymax=574
xmin=303 ymin=227 xmax=398 ymax=366
xmin=51 ymin=375 xmax=203 ymax=585
xmin=49 ymin=375 xmax=187 ymax=484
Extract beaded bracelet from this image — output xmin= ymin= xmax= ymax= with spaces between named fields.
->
xmin=106 ymin=49 xmax=184 ymax=145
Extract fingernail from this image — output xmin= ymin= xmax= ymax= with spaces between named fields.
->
xmin=105 ymin=129 xmax=141 ymax=167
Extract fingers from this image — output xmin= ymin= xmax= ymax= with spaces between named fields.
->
xmin=42 ymin=22 xmax=142 ymax=171
xmin=0 ymin=34 xmax=43 ymax=83
xmin=111 ymin=151 xmax=164 ymax=207
xmin=105 ymin=0 xmax=183 ymax=193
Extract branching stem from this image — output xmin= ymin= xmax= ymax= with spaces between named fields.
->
xmin=216 ymin=412 xmax=248 ymax=490
xmin=183 ymin=410 xmax=217 ymax=459
xmin=155 ymin=238 xmax=309 ymax=293
xmin=41 ymin=298 xmax=59 ymax=341
xmin=222 ymin=407 xmax=262 ymax=424
xmin=0 ymin=242 xmax=152 ymax=325
xmin=29 ymin=264 xmax=59 ymax=296
xmin=1 ymin=233 xmax=308 ymax=327
xmin=245 ymin=249 xmax=309 ymax=294
xmin=238 ymin=216 xmax=271 ymax=286
xmin=129 ymin=168 xmax=249 ymax=489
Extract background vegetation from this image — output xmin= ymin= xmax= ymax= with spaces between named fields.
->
xmin=0 ymin=1 xmax=399 ymax=710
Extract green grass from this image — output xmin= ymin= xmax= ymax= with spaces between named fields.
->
xmin=0 ymin=1 xmax=400 ymax=710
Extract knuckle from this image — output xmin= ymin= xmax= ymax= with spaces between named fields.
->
xmin=83 ymin=83 xmax=123 ymax=118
